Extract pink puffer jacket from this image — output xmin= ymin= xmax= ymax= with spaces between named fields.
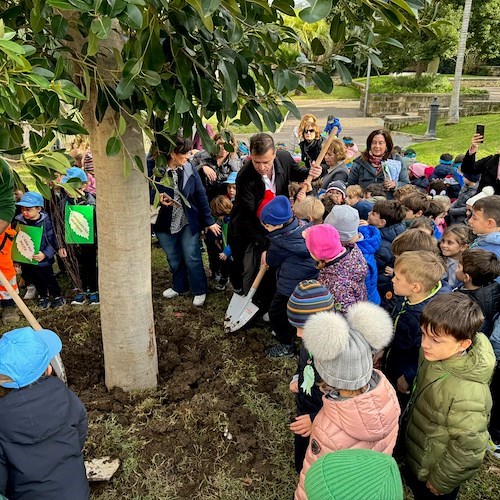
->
xmin=295 ymin=370 xmax=400 ymax=500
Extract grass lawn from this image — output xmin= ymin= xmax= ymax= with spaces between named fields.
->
xmin=292 ymin=84 xmax=360 ymax=100
xmin=399 ymin=114 xmax=500 ymax=165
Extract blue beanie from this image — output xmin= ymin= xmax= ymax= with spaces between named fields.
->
xmin=62 ymin=166 xmax=88 ymax=183
xmin=260 ymin=195 xmax=293 ymax=225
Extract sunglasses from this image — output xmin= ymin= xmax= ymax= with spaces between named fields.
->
xmin=304 ymin=129 xmax=315 ymax=133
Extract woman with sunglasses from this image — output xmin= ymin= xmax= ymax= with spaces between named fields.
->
xmin=299 ymin=122 xmax=325 ymax=171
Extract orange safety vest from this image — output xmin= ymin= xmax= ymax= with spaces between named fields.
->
xmin=0 ymin=226 xmax=18 ymax=299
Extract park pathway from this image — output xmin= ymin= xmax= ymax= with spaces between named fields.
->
xmin=235 ymin=98 xmax=415 ymax=150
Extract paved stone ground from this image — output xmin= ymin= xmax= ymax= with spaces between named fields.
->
xmin=235 ymin=98 xmax=415 ymax=151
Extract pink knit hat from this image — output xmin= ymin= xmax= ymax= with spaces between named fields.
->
xmin=304 ymin=224 xmax=344 ymax=261
xmin=409 ymin=162 xmax=427 ymax=178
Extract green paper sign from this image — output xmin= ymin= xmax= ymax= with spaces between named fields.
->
xmin=11 ymin=225 xmax=43 ymax=265
xmin=65 ymin=205 xmax=95 ymax=244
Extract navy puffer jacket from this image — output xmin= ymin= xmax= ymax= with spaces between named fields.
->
xmin=266 ymin=218 xmax=319 ymax=296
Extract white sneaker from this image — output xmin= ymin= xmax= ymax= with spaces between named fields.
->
xmin=193 ymin=294 xmax=206 ymax=307
xmin=487 ymin=438 xmax=500 ymax=458
xmin=162 ymin=288 xmax=179 ymax=299
xmin=24 ymin=285 xmax=37 ymax=300
xmin=262 ymin=312 xmax=270 ymax=322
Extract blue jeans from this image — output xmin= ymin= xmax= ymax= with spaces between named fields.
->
xmin=156 ymin=225 xmax=207 ymax=295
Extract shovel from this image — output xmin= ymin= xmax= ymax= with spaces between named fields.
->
xmin=224 ymin=265 xmax=268 ymax=333
xmin=0 ymin=270 xmax=67 ymax=384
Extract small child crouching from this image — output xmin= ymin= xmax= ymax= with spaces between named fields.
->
xmin=0 ymin=327 xmax=89 ymax=498
xmin=294 ymin=302 xmax=400 ymax=500
xmin=404 ymin=293 xmax=495 ymax=499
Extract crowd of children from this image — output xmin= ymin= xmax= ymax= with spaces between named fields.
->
xmin=2 ymin=121 xmax=500 ymax=499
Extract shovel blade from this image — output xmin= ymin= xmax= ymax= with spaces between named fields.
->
xmin=224 ymin=292 xmax=260 ymax=333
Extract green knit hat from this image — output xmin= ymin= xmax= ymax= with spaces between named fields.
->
xmin=304 ymin=449 xmax=403 ymax=500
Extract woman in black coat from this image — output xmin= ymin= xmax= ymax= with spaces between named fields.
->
xmin=461 ymin=133 xmax=500 ymax=194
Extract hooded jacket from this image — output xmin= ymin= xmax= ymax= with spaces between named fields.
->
xmin=357 ymin=225 xmax=381 ymax=305
xmin=470 ymin=231 xmax=500 ymax=258
xmin=405 ymin=334 xmax=495 ymax=494
xmin=295 ymin=370 xmax=400 ymax=500
xmin=266 ymin=218 xmax=318 ymax=296
xmin=455 ymin=282 xmax=500 ymax=337
xmin=0 ymin=376 xmax=89 ymax=500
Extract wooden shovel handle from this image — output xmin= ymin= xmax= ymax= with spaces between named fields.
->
xmin=0 ymin=270 xmax=67 ymax=384
xmin=299 ymin=131 xmax=337 ymax=195
xmin=250 ymin=264 xmax=268 ymax=291
xmin=0 ymin=271 xmax=42 ymax=330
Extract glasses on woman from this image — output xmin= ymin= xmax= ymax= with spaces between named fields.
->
xmin=304 ymin=129 xmax=315 ymax=134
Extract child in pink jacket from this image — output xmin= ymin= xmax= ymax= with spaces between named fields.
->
xmin=295 ymin=301 xmax=401 ymax=500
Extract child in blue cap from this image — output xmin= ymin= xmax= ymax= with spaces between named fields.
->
xmin=14 ymin=191 xmax=65 ymax=309
xmin=0 ymin=327 xmax=89 ymax=499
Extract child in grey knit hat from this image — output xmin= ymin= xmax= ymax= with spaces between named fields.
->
xmin=294 ymin=301 xmax=400 ymax=500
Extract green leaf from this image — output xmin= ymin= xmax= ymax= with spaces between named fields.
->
xmin=389 ymin=0 xmax=417 ymax=16
xmin=32 ymin=67 xmax=55 ymax=78
xmin=30 ymin=9 xmax=45 ymax=33
xmin=219 ymin=61 xmax=238 ymax=103
xmin=106 ymin=136 xmax=121 ymax=156
xmin=243 ymin=103 xmax=262 ymax=130
xmin=116 ymin=77 xmax=136 ymax=100
xmin=91 ymin=16 xmax=112 ymax=40
xmin=25 ymin=73 xmax=51 ymax=89
xmin=123 ymin=58 xmax=142 ymax=78
xmin=122 ymin=4 xmax=143 ymax=29
xmin=143 ymin=70 xmax=161 ymax=86
xmin=0 ymin=39 xmax=25 ymax=55
xmin=1 ymin=96 xmax=21 ymax=121
xmin=310 ymin=38 xmax=325 ymax=56
xmin=368 ymin=52 xmax=383 ymax=68
xmin=174 ymin=90 xmax=191 ymax=114
xmin=227 ymin=19 xmax=243 ymax=43
xmin=334 ymin=61 xmax=351 ymax=84
xmin=0 ymin=128 xmax=11 ymax=150
xmin=68 ymin=0 xmax=92 ymax=12
xmin=311 ymin=71 xmax=333 ymax=94
xmin=87 ymin=30 xmax=100 ymax=57
xmin=200 ymin=0 xmax=221 ymax=16
xmin=46 ymin=0 xmax=74 ymax=7
xmin=384 ymin=37 xmax=405 ymax=49
xmin=330 ymin=15 xmax=345 ymax=43
xmin=51 ymin=15 xmax=68 ymax=39
xmin=41 ymin=152 xmax=72 ymax=173
xmin=58 ymin=80 xmax=86 ymax=100
xmin=299 ymin=0 xmax=332 ymax=24
xmin=281 ymin=100 xmax=300 ymax=119
xmin=35 ymin=177 xmax=52 ymax=199
xmin=118 ymin=115 xmax=126 ymax=136
xmin=272 ymin=0 xmax=295 ymax=16
xmin=29 ymin=131 xmax=42 ymax=153
xmin=56 ymin=118 xmax=88 ymax=135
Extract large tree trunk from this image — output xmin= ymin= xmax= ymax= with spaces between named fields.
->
xmin=448 ymin=0 xmax=473 ymax=124
xmin=77 ymin=26 xmax=158 ymax=390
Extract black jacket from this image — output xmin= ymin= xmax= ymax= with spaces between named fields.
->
xmin=0 ymin=376 xmax=89 ymax=500
xmin=455 ymin=282 xmax=500 ymax=337
xmin=229 ymin=150 xmax=309 ymax=250
xmin=461 ymin=150 xmax=500 ymax=194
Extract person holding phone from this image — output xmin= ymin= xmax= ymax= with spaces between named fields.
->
xmin=461 ymin=126 xmax=500 ymax=195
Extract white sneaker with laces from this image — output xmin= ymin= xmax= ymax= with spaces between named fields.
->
xmin=193 ymin=294 xmax=206 ymax=307
xmin=163 ymin=288 xmax=179 ymax=299
xmin=24 ymin=285 xmax=37 ymax=300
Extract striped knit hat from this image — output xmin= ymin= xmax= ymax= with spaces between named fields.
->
xmin=287 ymin=280 xmax=334 ymax=328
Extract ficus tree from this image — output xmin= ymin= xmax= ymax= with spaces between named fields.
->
xmin=0 ymin=0 xmax=428 ymax=390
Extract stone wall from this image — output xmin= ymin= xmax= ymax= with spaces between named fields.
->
xmin=458 ymin=78 xmax=500 ymax=87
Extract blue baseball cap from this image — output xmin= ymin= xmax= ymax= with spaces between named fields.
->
xmin=16 ymin=191 xmax=44 ymax=208
xmin=223 ymin=172 xmax=238 ymax=184
xmin=62 ymin=166 xmax=87 ymax=183
xmin=0 ymin=327 xmax=62 ymax=389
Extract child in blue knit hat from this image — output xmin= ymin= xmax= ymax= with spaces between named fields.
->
xmin=260 ymin=196 xmax=318 ymax=358
xmin=0 ymin=327 xmax=89 ymax=499
xmin=287 ymin=280 xmax=335 ymax=473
